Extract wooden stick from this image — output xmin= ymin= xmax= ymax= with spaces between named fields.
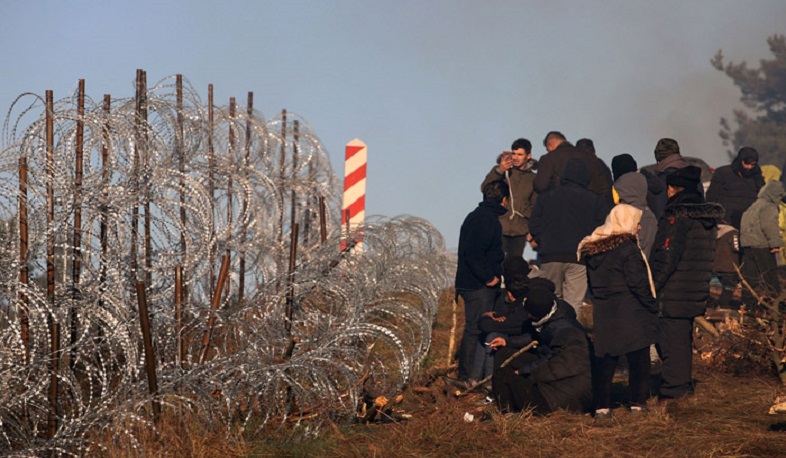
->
xmin=456 ymin=340 xmax=539 ymax=397
xmin=446 ymin=296 xmax=458 ymax=367
xmin=695 ymin=316 xmax=719 ymax=339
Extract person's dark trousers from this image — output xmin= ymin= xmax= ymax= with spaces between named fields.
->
xmin=593 ymin=347 xmax=651 ymax=409
xmin=741 ymin=247 xmax=780 ymax=307
xmin=657 ymin=317 xmax=695 ymax=399
xmin=491 ymin=347 xmax=548 ymax=413
xmin=457 ymin=287 xmax=499 ymax=380
xmin=502 ymin=235 xmax=527 ymax=259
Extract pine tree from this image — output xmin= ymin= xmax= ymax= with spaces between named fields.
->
xmin=712 ymin=34 xmax=786 ymax=166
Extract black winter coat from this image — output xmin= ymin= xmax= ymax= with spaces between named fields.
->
xmin=534 ymin=142 xmax=589 ymax=193
xmin=650 ymin=193 xmax=724 ymax=318
xmin=706 ymin=161 xmax=764 ymax=229
xmin=580 ymin=234 xmax=658 ymax=357
xmin=507 ymin=300 xmax=592 ymax=413
xmin=530 ymin=168 xmax=610 ymax=264
xmin=455 ymin=201 xmax=507 ymax=290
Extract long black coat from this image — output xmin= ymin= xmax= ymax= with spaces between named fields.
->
xmin=580 ymin=234 xmax=658 ymax=357
xmin=650 ymin=193 xmax=724 ymax=318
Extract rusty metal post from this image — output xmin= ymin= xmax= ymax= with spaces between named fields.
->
xmin=284 ymin=223 xmax=299 ymax=359
xmin=225 ymin=98 xmax=235 ymax=300
xmin=207 ymin=84 xmax=216 ymax=299
xmin=135 ymin=281 xmax=161 ymax=424
xmin=130 ymin=70 xmax=142 ymax=282
xmin=200 ymin=253 xmax=231 ymax=364
xmin=290 ymin=121 xmax=299 ymax=249
xmin=99 ymin=95 xmax=111 ymax=312
xmin=176 ymin=75 xmax=187 ymax=269
xmin=319 ymin=196 xmax=328 ymax=243
xmin=45 ymin=89 xmax=59 ymax=441
xmin=70 ymin=79 xmax=85 ymax=372
xmin=238 ymin=92 xmax=252 ymax=304
xmin=175 ymin=265 xmax=184 ymax=367
xmin=18 ymin=128 xmax=30 ymax=362
xmin=141 ymin=70 xmax=152 ymax=287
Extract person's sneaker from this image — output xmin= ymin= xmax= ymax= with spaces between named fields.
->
xmin=593 ymin=409 xmax=613 ymax=425
xmin=476 ymin=395 xmax=495 ymax=406
xmin=629 ymin=406 xmax=648 ymax=416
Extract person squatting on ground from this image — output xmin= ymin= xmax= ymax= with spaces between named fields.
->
xmin=529 ymin=158 xmax=610 ymax=314
xmin=740 ymin=180 xmax=786 ymax=306
xmin=481 ymin=138 xmax=538 ymax=259
xmin=649 ymin=166 xmax=723 ymax=400
xmin=454 ymin=180 xmax=509 ymax=381
xmin=706 ymin=147 xmax=764 ymax=230
xmin=578 ymin=204 xmax=658 ymax=419
xmin=489 ymin=285 xmax=592 ymax=414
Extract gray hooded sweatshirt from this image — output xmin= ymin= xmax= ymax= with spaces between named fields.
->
xmin=614 ymin=171 xmax=657 ymax=257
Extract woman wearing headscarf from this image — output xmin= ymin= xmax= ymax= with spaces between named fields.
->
xmin=578 ymin=204 xmax=658 ymax=420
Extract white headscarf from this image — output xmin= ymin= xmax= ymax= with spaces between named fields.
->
xmin=577 ymin=204 xmax=656 ymax=298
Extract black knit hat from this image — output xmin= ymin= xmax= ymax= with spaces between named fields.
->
xmin=525 ymin=286 xmax=556 ymax=320
xmin=666 ymin=165 xmax=701 ymax=190
xmin=611 ymin=154 xmax=638 ymax=181
xmin=654 ymin=138 xmax=680 ymax=162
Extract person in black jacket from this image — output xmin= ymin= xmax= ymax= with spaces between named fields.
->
xmin=578 ymin=204 xmax=658 ymax=418
xmin=650 ymin=166 xmax=723 ymax=400
xmin=529 ymin=158 xmax=611 ymax=313
xmin=706 ymin=147 xmax=765 ymax=230
xmin=454 ymin=180 xmax=509 ymax=381
xmin=534 ymin=131 xmax=592 ymax=194
xmin=576 ymin=138 xmax=614 ymax=206
xmin=489 ymin=285 xmax=592 ymax=414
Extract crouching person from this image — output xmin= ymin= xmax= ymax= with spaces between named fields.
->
xmin=489 ymin=285 xmax=592 ymax=414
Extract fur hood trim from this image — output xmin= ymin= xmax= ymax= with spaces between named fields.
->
xmin=578 ymin=233 xmax=637 ymax=257
xmin=664 ymin=202 xmax=724 ymax=220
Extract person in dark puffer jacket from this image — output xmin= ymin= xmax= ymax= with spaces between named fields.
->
xmin=706 ymin=147 xmax=765 ymax=230
xmin=650 ymin=166 xmax=723 ymax=400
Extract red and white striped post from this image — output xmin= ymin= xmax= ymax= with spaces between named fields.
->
xmin=341 ymin=138 xmax=367 ymax=251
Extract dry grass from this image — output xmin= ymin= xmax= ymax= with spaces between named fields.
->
xmin=257 ymin=291 xmax=786 ymax=458
xmin=93 ymin=290 xmax=786 ymax=457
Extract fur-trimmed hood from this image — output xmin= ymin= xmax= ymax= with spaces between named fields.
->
xmin=664 ymin=201 xmax=724 ymax=223
xmin=578 ymin=233 xmax=637 ymax=257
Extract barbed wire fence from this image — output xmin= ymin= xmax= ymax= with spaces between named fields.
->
xmin=0 ymin=72 xmax=454 ymax=455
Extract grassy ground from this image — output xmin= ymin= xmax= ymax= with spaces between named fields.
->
xmin=98 ymin=291 xmax=786 ymax=457
xmin=249 ymin=291 xmax=786 ymax=458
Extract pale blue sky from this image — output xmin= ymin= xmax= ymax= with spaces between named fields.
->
xmin=2 ymin=1 xmax=784 ymax=248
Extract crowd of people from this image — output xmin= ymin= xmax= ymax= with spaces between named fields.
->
xmin=448 ymin=132 xmax=785 ymax=421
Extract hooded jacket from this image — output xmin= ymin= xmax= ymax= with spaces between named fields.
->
xmin=578 ymin=204 xmax=658 ymax=357
xmin=740 ymin=181 xmax=784 ymax=249
xmin=507 ymin=299 xmax=592 ymax=413
xmin=614 ymin=172 xmax=658 ymax=257
xmin=706 ymin=149 xmax=765 ymax=229
xmin=644 ymin=153 xmax=690 ymax=218
xmin=529 ymin=159 xmax=610 ymax=263
xmin=481 ymin=158 xmax=538 ymax=237
xmin=650 ymin=192 xmax=723 ymax=318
